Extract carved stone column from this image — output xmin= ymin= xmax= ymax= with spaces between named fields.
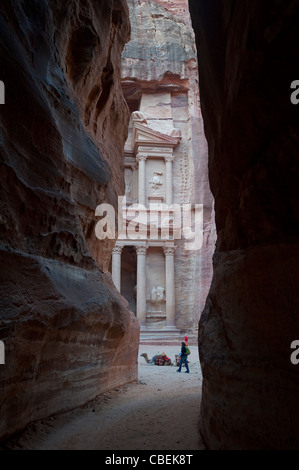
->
xmin=131 ymin=162 xmax=138 ymax=203
xmin=136 ymin=245 xmax=148 ymax=326
xmin=165 ymin=155 xmax=174 ymax=205
xmin=111 ymin=246 xmax=123 ymax=292
xmin=136 ymin=154 xmax=147 ymax=206
xmin=164 ymin=245 xmax=176 ymax=326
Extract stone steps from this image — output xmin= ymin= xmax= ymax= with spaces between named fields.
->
xmin=139 ymin=327 xmax=197 ymax=345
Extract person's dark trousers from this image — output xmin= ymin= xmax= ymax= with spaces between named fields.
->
xmin=177 ymin=355 xmax=189 ymax=373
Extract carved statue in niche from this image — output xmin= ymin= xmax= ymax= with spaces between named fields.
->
xmin=149 ymin=172 xmax=163 ymax=193
xmin=147 ymin=286 xmax=166 ymax=325
xmin=150 ymin=286 xmax=165 ymax=305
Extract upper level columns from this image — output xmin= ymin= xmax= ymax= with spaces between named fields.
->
xmin=165 ymin=155 xmax=174 ymax=205
xmin=136 ymin=154 xmax=147 ymax=206
xmin=136 ymin=152 xmax=174 ymax=206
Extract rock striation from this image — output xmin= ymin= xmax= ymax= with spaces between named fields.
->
xmin=0 ymin=0 xmax=139 ymax=441
xmin=153 ymin=0 xmax=190 ymax=24
xmin=189 ymin=0 xmax=299 ymax=449
xmin=122 ymin=0 xmax=196 ymax=83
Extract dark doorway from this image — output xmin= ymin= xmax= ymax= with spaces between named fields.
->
xmin=121 ymin=246 xmax=137 ymax=315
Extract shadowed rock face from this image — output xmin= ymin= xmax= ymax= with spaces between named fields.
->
xmin=0 ymin=0 xmax=139 ymax=441
xmin=189 ymin=0 xmax=299 ymax=449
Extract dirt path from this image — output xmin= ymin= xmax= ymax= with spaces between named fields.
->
xmin=3 ymin=345 xmax=205 ymax=450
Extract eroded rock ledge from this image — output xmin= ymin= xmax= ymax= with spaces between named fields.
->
xmin=0 ymin=0 xmax=139 ymax=441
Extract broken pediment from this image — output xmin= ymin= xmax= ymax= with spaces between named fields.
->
xmin=132 ymin=120 xmax=182 ymax=153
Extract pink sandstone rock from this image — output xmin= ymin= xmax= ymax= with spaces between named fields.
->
xmin=190 ymin=0 xmax=299 ymax=450
xmin=153 ymin=0 xmax=191 ymax=24
xmin=0 ymin=0 xmax=139 ymax=441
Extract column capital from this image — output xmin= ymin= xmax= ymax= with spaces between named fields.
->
xmin=135 ymin=245 xmax=148 ymax=255
xmin=136 ymin=154 xmax=147 ymax=163
xmin=164 ymin=155 xmax=174 ymax=163
xmin=163 ymin=245 xmax=176 ymax=256
xmin=112 ymin=246 xmax=123 ymax=254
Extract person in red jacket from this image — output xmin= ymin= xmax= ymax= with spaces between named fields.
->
xmin=184 ymin=335 xmax=188 ymax=346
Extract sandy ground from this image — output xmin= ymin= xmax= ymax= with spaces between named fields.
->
xmin=2 ymin=345 xmax=205 ymax=451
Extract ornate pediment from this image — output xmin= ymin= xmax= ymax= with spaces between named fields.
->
xmin=132 ymin=113 xmax=182 ymax=153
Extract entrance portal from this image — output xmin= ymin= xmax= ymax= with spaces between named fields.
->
xmin=121 ymin=246 xmax=137 ymax=315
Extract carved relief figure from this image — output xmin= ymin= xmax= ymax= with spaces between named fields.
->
xmin=149 ymin=172 xmax=163 ymax=193
xmin=150 ymin=286 xmax=165 ymax=305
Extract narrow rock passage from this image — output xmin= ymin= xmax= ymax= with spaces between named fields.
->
xmin=3 ymin=346 xmax=205 ymax=450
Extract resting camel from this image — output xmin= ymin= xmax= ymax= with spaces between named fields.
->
xmin=140 ymin=353 xmax=173 ymax=366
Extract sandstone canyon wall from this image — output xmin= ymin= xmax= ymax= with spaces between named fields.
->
xmin=189 ymin=0 xmax=299 ymax=449
xmin=0 ymin=0 xmax=139 ymax=441
xmin=122 ymin=0 xmax=215 ymax=333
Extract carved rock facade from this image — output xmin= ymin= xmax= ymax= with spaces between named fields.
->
xmin=116 ymin=0 xmax=215 ymax=338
